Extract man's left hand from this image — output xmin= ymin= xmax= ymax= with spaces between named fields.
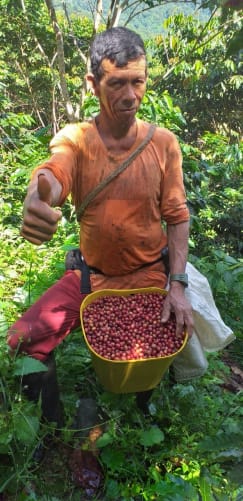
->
xmin=161 ymin=283 xmax=194 ymax=338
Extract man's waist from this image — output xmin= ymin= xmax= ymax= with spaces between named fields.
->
xmin=89 ymin=255 xmax=165 ymax=275
xmin=65 ymin=247 xmax=169 ymax=277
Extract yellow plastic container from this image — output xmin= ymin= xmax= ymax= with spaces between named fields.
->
xmin=80 ymin=287 xmax=188 ymax=394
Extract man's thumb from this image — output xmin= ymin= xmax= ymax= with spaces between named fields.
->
xmin=37 ymin=174 xmax=52 ymax=204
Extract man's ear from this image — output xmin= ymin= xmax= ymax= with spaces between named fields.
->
xmin=85 ymin=73 xmax=99 ymax=96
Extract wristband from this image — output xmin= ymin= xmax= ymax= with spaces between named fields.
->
xmin=170 ymin=273 xmax=188 ymax=288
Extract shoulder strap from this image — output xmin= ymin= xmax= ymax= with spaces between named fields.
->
xmin=76 ymin=123 xmax=156 ymax=221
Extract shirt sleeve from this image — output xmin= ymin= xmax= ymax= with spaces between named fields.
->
xmin=160 ymin=130 xmax=190 ymax=225
xmin=31 ymin=123 xmax=81 ymax=206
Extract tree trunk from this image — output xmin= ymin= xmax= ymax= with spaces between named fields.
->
xmin=45 ymin=0 xmax=76 ymax=123
xmin=94 ymin=0 xmax=103 ymax=31
xmin=107 ymin=0 xmax=124 ymax=28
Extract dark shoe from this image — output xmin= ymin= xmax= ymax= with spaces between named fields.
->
xmin=41 ymin=352 xmax=64 ymax=428
xmin=22 ymin=352 xmax=64 ymax=428
xmin=136 ymin=389 xmax=153 ymax=416
xmin=22 ymin=371 xmax=44 ymax=403
xmin=168 ymin=365 xmax=177 ymax=386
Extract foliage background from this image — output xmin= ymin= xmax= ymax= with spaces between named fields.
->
xmin=0 ymin=0 xmax=242 ymax=499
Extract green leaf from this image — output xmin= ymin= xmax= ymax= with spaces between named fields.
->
xmin=138 ymin=425 xmax=165 ymax=447
xmin=0 ymin=312 xmax=8 ymax=334
xmin=100 ymin=448 xmax=126 ymax=471
xmin=152 ymin=473 xmax=198 ymax=499
xmin=226 ymin=27 xmax=243 ymax=56
xmin=13 ymin=356 xmax=48 ymax=376
xmin=13 ymin=413 xmax=39 ymax=445
xmin=96 ymin=431 xmax=114 ymax=448
xmin=105 ymin=479 xmax=120 ymax=499
xmin=0 ymin=430 xmax=13 ymax=452
xmin=199 ymin=475 xmax=214 ymax=501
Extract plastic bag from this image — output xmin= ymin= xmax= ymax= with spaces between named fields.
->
xmin=171 ymin=262 xmax=235 ymax=382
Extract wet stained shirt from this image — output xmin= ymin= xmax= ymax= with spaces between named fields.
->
xmin=33 ymin=118 xmax=189 ymax=277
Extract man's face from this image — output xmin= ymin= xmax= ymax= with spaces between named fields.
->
xmin=89 ymin=56 xmax=147 ymax=126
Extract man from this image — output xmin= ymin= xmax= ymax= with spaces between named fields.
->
xmin=8 ymin=27 xmax=194 ymax=422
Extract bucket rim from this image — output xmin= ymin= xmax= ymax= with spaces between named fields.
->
xmin=80 ymin=287 xmax=188 ymax=364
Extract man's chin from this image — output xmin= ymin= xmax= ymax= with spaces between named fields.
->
xmin=117 ymin=109 xmax=137 ymax=124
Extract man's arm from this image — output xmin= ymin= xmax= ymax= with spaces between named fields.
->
xmin=20 ymin=170 xmax=62 ymax=245
xmin=161 ymin=221 xmax=194 ymax=337
xmin=167 ymin=220 xmax=189 ymax=276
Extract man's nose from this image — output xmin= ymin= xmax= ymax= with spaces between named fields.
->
xmin=123 ymin=84 xmax=136 ymax=103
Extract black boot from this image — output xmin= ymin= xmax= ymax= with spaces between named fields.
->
xmin=41 ymin=352 xmax=64 ymax=428
xmin=22 ymin=370 xmax=44 ymax=404
xmin=22 ymin=352 xmax=64 ymax=462
xmin=136 ymin=389 xmax=153 ymax=415
xmin=22 ymin=352 xmax=64 ymax=427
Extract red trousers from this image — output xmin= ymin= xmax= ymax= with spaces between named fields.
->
xmin=8 ymin=264 xmax=167 ymax=361
xmin=7 ymin=271 xmax=84 ymax=361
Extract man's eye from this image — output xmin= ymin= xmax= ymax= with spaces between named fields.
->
xmin=110 ymin=81 xmax=123 ymax=88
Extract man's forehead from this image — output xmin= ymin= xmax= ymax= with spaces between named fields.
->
xmin=101 ymin=56 xmax=147 ymax=76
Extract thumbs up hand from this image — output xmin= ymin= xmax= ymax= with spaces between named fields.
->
xmin=21 ymin=171 xmax=62 ymax=245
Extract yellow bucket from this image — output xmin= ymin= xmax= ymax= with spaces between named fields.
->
xmin=80 ymin=287 xmax=188 ymax=394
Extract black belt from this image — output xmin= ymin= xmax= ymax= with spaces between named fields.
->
xmin=65 ymin=247 xmax=169 ymax=294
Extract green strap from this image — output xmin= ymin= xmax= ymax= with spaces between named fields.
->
xmin=76 ymin=123 xmax=156 ymax=221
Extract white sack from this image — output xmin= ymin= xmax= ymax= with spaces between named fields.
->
xmin=172 ymin=333 xmax=208 ymax=382
xmin=185 ymin=262 xmax=235 ymax=351
xmin=170 ymin=262 xmax=235 ymax=382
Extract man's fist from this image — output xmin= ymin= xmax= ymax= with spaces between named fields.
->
xmin=20 ymin=172 xmax=62 ymax=245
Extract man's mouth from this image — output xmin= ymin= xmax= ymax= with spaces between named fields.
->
xmin=119 ymin=108 xmax=136 ymax=113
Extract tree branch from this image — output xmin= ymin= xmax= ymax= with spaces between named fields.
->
xmin=107 ymin=0 xmax=130 ymax=28
xmin=19 ymin=0 xmax=60 ymax=127
xmin=15 ymin=58 xmax=46 ymax=127
xmin=153 ymin=11 xmax=242 ymax=85
xmin=121 ymin=0 xmax=200 ymax=27
xmin=94 ymin=0 xmax=103 ymax=31
xmin=45 ymin=0 xmax=76 ymax=122
xmin=62 ymin=1 xmax=88 ymax=64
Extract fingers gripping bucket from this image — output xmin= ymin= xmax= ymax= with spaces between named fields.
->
xmin=80 ymin=288 xmax=188 ymax=394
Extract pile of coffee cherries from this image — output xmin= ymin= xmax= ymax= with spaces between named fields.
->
xmin=82 ymin=292 xmax=186 ymax=361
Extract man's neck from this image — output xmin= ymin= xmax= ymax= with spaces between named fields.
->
xmin=95 ymin=115 xmax=137 ymax=154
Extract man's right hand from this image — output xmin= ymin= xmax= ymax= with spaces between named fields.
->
xmin=20 ymin=172 xmax=62 ymax=245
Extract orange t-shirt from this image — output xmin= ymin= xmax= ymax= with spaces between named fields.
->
xmin=35 ymin=118 xmax=189 ymax=277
